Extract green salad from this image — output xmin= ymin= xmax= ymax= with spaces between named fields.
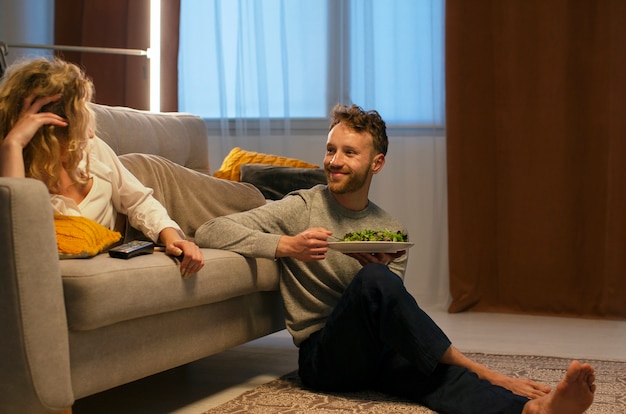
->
xmin=341 ymin=230 xmax=408 ymax=242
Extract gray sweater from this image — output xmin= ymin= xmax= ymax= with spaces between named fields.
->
xmin=195 ymin=185 xmax=407 ymax=346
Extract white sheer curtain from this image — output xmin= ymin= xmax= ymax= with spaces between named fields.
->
xmin=179 ymin=0 xmax=449 ymax=309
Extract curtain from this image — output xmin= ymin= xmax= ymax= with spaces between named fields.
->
xmin=54 ymin=0 xmax=180 ymax=111
xmin=446 ymin=0 xmax=626 ymax=319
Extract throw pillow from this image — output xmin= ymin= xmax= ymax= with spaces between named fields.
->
xmin=240 ymin=164 xmax=327 ymax=200
xmin=213 ymin=147 xmax=319 ymax=181
xmin=55 ymin=215 xmax=122 ymax=259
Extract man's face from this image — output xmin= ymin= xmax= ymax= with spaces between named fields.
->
xmin=324 ymin=123 xmax=382 ymax=194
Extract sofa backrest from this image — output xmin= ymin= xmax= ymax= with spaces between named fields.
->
xmin=91 ymin=104 xmax=211 ymax=174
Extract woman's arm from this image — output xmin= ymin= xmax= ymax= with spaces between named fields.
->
xmin=90 ymin=137 xmax=182 ymax=241
xmin=90 ymin=137 xmax=204 ymax=277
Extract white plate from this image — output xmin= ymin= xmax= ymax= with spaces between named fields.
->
xmin=328 ymin=241 xmax=414 ymax=253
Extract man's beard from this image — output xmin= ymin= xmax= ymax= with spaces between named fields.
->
xmin=326 ymin=167 xmax=369 ymax=194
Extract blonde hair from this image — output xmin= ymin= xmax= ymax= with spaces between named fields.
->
xmin=0 ymin=57 xmax=95 ymax=193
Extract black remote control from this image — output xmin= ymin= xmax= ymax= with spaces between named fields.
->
xmin=109 ymin=240 xmax=155 ymax=259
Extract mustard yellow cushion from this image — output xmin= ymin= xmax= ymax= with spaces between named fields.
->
xmin=54 ymin=215 xmax=122 ymax=259
xmin=213 ymin=147 xmax=319 ymax=181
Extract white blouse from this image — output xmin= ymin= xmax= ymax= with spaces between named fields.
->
xmin=50 ymin=136 xmax=184 ymax=242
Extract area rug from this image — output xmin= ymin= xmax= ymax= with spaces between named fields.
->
xmin=202 ymin=353 xmax=626 ymax=413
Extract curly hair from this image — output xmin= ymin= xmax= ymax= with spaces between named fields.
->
xmin=0 ymin=57 xmax=95 ymax=193
xmin=329 ymin=104 xmax=388 ymax=156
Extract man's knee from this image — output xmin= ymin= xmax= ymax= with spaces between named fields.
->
xmin=353 ymin=263 xmax=405 ymax=295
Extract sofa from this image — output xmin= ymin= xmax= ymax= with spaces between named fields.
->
xmin=0 ymin=104 xmax=286 ymax=413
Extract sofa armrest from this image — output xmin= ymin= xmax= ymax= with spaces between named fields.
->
xmin=0 ymin=178 xmax=74 ymax=413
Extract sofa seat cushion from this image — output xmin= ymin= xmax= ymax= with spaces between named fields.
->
xmin=61 ymin=248 xmax=280 ymax=331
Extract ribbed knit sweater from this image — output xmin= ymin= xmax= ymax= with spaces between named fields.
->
xmin=195 ymin=185 xmax=407 ymax=346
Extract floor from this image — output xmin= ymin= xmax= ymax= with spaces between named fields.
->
xmin=72 ymin=307 xmax=626 ymax=414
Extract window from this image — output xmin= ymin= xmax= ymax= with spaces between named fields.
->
xmin=179 ymin=0 xmax=444 ymax=126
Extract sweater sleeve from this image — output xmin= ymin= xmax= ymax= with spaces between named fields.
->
xmin=195 ymin=192 xmax=310 ymax=258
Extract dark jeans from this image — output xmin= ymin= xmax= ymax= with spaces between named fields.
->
xmin=298 ymin=263 xmax=528 ymax=414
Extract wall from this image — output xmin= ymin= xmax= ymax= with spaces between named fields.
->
xmin=1 ymin=0 xmax=152 ymax=109
xmin=0 ymin=0 xmax=54 ymax=64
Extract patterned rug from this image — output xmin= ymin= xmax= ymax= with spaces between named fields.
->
xmin=202 ymin=353 xmax=626 ymax=413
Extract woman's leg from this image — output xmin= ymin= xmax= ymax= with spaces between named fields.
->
xmin=119 ymin=153 xmax=266 ymax=238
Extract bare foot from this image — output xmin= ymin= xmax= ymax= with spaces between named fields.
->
xmin=522 ymin=360 xmax=595 ymax=414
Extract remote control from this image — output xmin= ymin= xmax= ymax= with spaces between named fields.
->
xmin=109 ymin=240 xmax=155 ymax=259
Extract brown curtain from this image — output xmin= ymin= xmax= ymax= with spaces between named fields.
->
xmin=446 ymin=0 xmax=626 ymax=319
xmin=54 ymin=0 xmax=180 ymax=111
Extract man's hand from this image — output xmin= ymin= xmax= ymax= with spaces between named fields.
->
xmin=347 ymin=250 xmax=406 ymax=266
xmin=276 ymin=227 xmax=333 ymax=262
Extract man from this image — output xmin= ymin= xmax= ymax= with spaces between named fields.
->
xmin=196 ymin=104 xmax=595 ymax=414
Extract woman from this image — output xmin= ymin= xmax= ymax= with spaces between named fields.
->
xmin=0 ymin=57 xmax=203 ymax=278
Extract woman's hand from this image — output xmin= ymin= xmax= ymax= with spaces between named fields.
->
xmin=160 ymin=227 xmax=204 ymax=279
xmin=1 ymin=94 xmax=68 ymax=177
xmin=7 ymin=94 xmax=67 ymax=147
xmin=166 ymin=239 xmax=204 ymax=279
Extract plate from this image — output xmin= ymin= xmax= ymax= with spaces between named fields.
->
xmin=328 ymin=241 xmax=414 ymax=253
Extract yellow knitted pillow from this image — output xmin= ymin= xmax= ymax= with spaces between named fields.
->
xmin=213 ymin=147 xmax=319 ymax=181
xmin=54 ymin=215 xmax=122 ymax=259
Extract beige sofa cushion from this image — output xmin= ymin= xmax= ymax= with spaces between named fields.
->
xmin=61 ymin=250 xmax=280 ymax=331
